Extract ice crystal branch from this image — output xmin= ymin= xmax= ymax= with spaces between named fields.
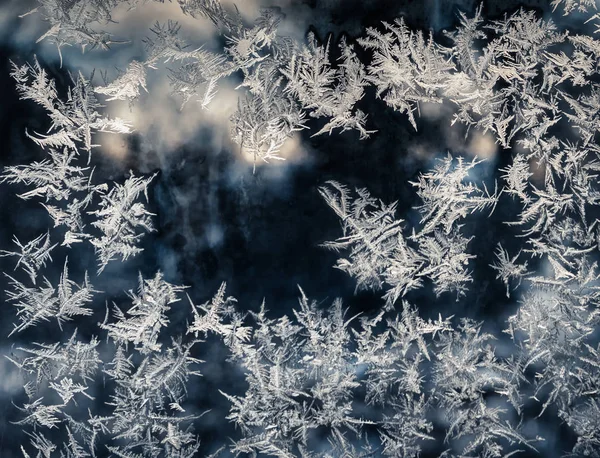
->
xmin=320 ymin=155 xmax=498 ymax=304
xmin=218 ymin=289 xmax=369 ymax=457
xmin=410 ymin=154 xmax=498 ymax=234
xmin=5 ymin=259 xmax=96 ymax=336
xmin=95 ymin=60 xmax=148 ymax=103
xmin=10 ymin=58 xmax=131 ymax=155
xmin=89 ymin=172 xmax=157 ymax=273
xmin=283 ymin=33 xmax=373 ymax=139
xmin=99 ymin=271 xmax=185 ymax=354
xmin=0 ymin=232 xmax=56 ymax=284
xmin=490 ymin=244 xmax=530 ymax=297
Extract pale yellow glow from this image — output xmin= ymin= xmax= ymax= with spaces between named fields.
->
xmin=98 ymin=132 xmax=129 ymax=162
xmin=467 ymin=131 xmax=498 ymax=159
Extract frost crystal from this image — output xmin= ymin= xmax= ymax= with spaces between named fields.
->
xmin=89 ymin=172 xmax=157 ymax=273
xmin=5 ymin=259 xmax=95 ymax=335
xmin=99 ymin=271 xmax=185 ymax=353
xmin=7 ymin=1 xmax=600 ymax=457
xmin=0 ymin=232 xmax=56 ymax=284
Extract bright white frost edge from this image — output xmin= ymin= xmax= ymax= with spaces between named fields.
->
xmin=2 ymin=0 xmax=600 ymax=457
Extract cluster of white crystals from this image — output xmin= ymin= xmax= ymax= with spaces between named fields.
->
xmin=2 ymin=0 xmax=600 ymax=457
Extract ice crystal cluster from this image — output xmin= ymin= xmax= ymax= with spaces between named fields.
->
xmin=3 ymin=0 xmax=600 ymax=457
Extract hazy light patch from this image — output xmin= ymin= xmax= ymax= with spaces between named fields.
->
xmin=416 ymin=119 xmax=499 ymax=163
xmin=97 ymin=131 xmax=129 ymax=163
xmin=237 ymin=147 xmax=286 ymax=169
xmin=419 ymin=101 xmax=449 ymax=120
xmin=220 ymin=0 xmax=261 ymax=22
xmin=528 ymin=157 xmax=546 ymax=185
xmin=0 ymin=352 xmax=24 ymax=396
xmin=4 ymin=0 xmax=317 ymax=178
xmin=219 ymin=0 xmax=316 ymax=41
xmin=411 ymin=101 xmax=500 ymax=161
xmin=512 ymin=137 xmax=546 ymax=185
xmin=3 ymin=0 xmax=223 ymax=78
xmin=0 ymin=0 xmax=46 ymax=47
xmin=407 ymin=143 xmax=439 ymax=161
xmin=101 ymin=74 xmax=239 ymax=160
xmin=235 ymin=132 xmax=312 ymax=172
xmin=467 ymin=130 xmax=498 ymax=159
xmin=443 ymin=120 xmax=469 ymax=151
xmin=277 ymin=133 xmax=310 ymax=163
xmin=205 ymin=223 xmax=224 ymax=248
xmin=106 ymin=1 xmax=217 ymax=44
